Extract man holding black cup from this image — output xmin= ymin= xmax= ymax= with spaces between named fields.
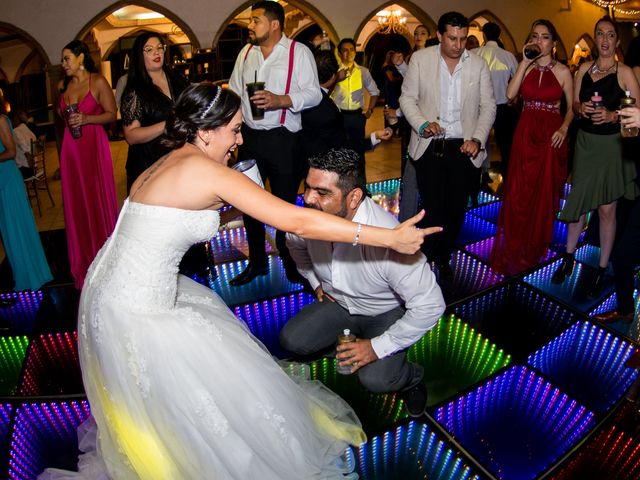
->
xmin=399 ymin=11 xmax=495 ymax=291
xmin=228 ymin=0 xmax=321 ymax=286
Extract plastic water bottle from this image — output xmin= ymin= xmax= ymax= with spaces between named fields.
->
xmin=620 ymin=90 xmax=639 ymax=137
xmin=590 ymin=91 xmax=603 ymax=116
xmin=336 ymin=329 xmax=356 ymax=375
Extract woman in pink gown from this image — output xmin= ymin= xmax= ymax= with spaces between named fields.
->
xmin=58 ymin=40 xmax=118 ymax=289
xmin=491 ymin=19 xmax=574 ymax=276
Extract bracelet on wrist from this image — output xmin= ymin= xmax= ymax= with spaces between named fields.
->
xmin=418 ymin=121 xmax=430 ymax=137
xmin=352 ymin=223 xmax=363 ymax=246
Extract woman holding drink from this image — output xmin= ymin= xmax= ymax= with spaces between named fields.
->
xmin=553 ymin=16 xmax=640 ymax=298
xmin=58 ymin=40 xmax=118 ymax=289
xmin=491 ymin=19 xmax=573 ymax=275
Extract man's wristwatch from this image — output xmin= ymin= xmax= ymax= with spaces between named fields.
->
xmin=471 ymin=137 xmax=483 ymax=150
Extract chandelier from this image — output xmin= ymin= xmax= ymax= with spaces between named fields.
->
xmin=376 ymin=9 xmax=408 ymax=35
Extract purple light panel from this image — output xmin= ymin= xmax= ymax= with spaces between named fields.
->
xmin=233 ymin=292 xmax=314 ymax=355
xmin=528 ymin=321 xmax=638 ymax=412
xmin=8 ymin=400 xmax=90 ymax=480
xmin=435 ymin=366 xmax=596 ymax=480
xmin=448 ymin=251 xmax=503 ymax=302
xmin=0 ymin=291 xmax=43 ymax=333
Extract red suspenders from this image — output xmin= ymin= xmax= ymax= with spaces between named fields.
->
xmin=242 ymin=41 xmax=296 ymax=125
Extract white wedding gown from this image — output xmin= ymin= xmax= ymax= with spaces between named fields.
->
xmin=40 ymin=200 xmax=364 ymax=479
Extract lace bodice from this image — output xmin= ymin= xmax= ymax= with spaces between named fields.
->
xmin=86 ymin=200 xmax=219 ymax=310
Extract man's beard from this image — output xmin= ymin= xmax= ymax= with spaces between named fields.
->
xmin=249 ymin=31 xmax=269 ymax=46
xmin=303 ymin=201 xmax=348 ymax=219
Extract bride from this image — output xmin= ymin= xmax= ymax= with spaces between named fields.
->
xmin=40 ymin=83 xmax=438 ymax=479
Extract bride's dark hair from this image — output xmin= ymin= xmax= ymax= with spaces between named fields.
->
xmin=164 ymin=82 xmax=241 ymax=149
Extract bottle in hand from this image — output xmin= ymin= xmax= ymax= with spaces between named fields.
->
xmin=620 ymin=90 xmax=639 ymax=137
xmin=336 ymin=329 xmax=356 ymax=375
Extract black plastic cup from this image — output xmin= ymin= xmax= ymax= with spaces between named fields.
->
xmin=246 ymin=81 xmax=265 ymax=120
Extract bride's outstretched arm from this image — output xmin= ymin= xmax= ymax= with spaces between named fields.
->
xmin=212 ymin=167 xmax=440 ymax=255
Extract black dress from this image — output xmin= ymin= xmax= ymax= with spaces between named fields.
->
xmin=121 ymin=70 xmax=189 ymax=192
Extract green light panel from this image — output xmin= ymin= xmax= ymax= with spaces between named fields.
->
xmin=0 ymin=336 xmax=30 ymax=396
xmin=407 ymin=315 xmax=512 ymax=406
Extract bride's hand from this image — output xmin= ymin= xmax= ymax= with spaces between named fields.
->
xmin=391 ymin=210 xmax=443 ymax=254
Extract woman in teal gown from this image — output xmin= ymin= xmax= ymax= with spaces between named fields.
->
xmin=0 ymin=89 xmax=52 ymax=291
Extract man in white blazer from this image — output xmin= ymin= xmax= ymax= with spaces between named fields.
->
xmin=399 ymin=11 xmax=496 ymax=286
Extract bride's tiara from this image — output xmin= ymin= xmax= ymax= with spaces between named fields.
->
xmin=200 ymin=86 xmax=223 ymax=119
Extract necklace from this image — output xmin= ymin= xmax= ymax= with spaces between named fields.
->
xmin=590 ymin=62 xmax=616 ymax=74
xmin=534 ymin=60 xmax=556 ymax=72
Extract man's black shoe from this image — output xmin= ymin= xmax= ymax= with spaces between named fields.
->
xmin=401 ymin=382 xmax=428 ymax=418
xmin=229 ymin=262 xmax=269 ymax=286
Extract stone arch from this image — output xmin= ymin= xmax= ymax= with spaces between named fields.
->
xmin=468 ymin=10 xmax=518 ymax=55
xmin=0 ymin=21 xmax=52 ymax=69
xmin=76 ymin=0 xmax=200 ymax=51
xmin=570 ymin=33 xmax=596 ymax=67
xmin=354 ymin=1 xmax=437 ymax=52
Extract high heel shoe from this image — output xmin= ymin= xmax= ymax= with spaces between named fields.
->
xmin=551 ymin=254 xmax=575 ymax=284
xmin=586 ymin=267 xmax=606 ymax=300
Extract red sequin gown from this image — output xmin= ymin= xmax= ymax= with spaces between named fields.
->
xmin=491 ymin=64 xmax=568 ymax=276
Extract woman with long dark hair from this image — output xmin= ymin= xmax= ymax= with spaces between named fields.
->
xmin=491 ymin=19 xmax=574 ymax=275
xmin=121 ymin=30 xmax=189 ymax=192
xmin=0 ymin=89 xmax=51 ymax=292
xmin=39 ymin=83 xmax=437 ymax=479
xmin=58 ymin=40 xmax=118 ymax=289
xmin=553 ymin=16 xmax=640 ymax=297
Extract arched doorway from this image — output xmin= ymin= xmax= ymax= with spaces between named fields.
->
xmin=570 ymin=34 xmax=596 ymax=73
xmin=0 ymin=22 xmax=51 ymax=130
xmin=468 ymin=11 xmax=518 ymax=55
xmin=355 ymin=2 xmax=436 ymax=104
xmin=75 ymin=2 xmax=198 ymax=87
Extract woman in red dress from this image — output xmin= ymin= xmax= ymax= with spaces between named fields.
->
xmin=491 ymin=19 xmax=573 ymax=276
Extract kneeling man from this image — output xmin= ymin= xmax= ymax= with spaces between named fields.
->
xmin=280 ymin=148 xmax=445 ymax=417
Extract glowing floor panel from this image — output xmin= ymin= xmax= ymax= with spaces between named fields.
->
xmin=454 ymin=283 xmax=578 ymax=362
xmin=528 ymin=321 xmax=638 ymax=413
xmin=354 ymin=421 xmax=482 ymax=480
xmin=435 ymin=366 xmax=596 ymax=480
xmin=8 ymin=400 xmax=90 ymax=480
xmin=407 ymin=315 xmax=511 ymax=406
xmin=524 ymin=259 xmax=615 ymax=313
xmin=552 ymin=402 xmax=640 ymax=480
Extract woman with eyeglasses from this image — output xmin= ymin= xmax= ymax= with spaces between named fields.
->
xmin=121 ymin=30 xmax=189 ymax=192
xmin=58 ymin=40 xmax=118 ymax=289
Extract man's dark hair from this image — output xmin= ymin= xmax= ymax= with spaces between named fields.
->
xmin=308 ymin=148 xmax=368 ymax=196
xmin=437 ymin=11 xmax=469 ymax=35
xmin=482 ymin=22 xmax=501 ymax=42
xmin=252 ymin=1 xmax=284 ymax=30
xmin=314 ymin=50 xmax=339 ymax=84
xmin=338 ymin=38 xmax=356 ymax=53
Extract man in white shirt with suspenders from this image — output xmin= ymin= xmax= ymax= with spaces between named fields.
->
xmin=229 ymin=0 xmax=321 ymax=286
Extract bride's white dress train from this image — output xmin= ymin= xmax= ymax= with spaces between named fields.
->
xmin=39 ymin=200 xmax=365 ymax=479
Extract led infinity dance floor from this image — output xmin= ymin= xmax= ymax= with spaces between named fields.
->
xmin=0 ymin=180 xmax=639 ymax=479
